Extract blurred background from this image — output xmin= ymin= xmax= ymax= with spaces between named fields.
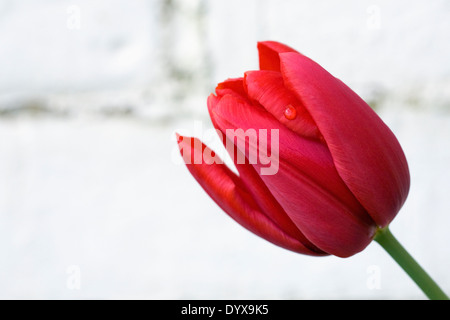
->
xmin=0 ymin=0 xmax=449 ymax=299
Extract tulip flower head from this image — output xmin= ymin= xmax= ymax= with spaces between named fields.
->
xmin=177 ymin=41 xmax=410 ymax=258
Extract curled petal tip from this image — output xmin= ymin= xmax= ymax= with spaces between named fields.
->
xmin=257 ymin=41 xmax=299 ymax=72
xmin=175 ymin=132 xmax=183 ymax=144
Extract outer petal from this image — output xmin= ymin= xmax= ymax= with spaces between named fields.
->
xmin=211 ymin=95 xmax=377 ymax=257
xmin=176 ymin=134 xmax=322 ymax=255
xmin=279 ymin=52 xmax=410 ymax=227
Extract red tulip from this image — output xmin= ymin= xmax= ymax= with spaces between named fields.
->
xmin=177 ymin=41 xmax=410 ymax=258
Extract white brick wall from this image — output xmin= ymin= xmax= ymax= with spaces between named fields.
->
xmin=0 ymin=0 xmax=449 ymax=114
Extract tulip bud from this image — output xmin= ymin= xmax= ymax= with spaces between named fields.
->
xmin=177 ymin=41 xmax=410 ymax=258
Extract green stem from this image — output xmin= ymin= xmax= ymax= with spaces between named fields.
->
xmin=374 ymin=227 xmax=449 ymax=300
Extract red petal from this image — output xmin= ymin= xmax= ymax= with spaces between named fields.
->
xmin=244 ymin=70 xmax=320 ymax=139
xmin=211 ymin=95 xmax=376 ymax=257
xmin=176 ymin=134 xmax=322 ymax=255
xmin=207 ymin=93 xmax=222 ymax=130
xmin=280 ymin=52 xmax=410 ymax=227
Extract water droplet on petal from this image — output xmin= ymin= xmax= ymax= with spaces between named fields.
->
xmin=284 ymin=105 xmax=297 ymax=120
